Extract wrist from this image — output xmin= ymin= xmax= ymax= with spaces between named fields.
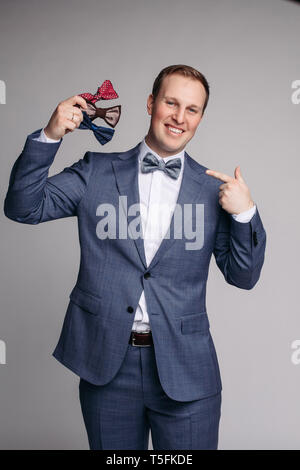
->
xmin=247 ymin=200 xmax=255 ymax=210
xmin=237 ymin=200 xmax=255 ymax=214
xmin=44 ymin=125 xmax=61 ymax=141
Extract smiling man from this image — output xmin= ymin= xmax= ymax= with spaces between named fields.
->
xmin=145 ymin=72 xmax=207 ymax=156
xmin=4 ymin=64 xmax=266 ymax=450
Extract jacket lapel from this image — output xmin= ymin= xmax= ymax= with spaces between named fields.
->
xmin=147 ymin=152 xmax=208 ymax=271
xmin=111 ymin=142 xmax=147 ymax=269
xmin=111 ymin=144 xmax=208 ymax=271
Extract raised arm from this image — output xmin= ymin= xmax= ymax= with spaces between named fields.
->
xmin=3 ymin=95 xmax=94 ymax=224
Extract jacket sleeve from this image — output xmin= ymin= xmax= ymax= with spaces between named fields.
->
xmin=213 ymin=206 xmax=267 ymax=290
xmin=3 ymin=129 xmax=93 ymax=224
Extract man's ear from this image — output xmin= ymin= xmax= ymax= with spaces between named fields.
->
xmin=147 ymin=94 xmax=154 ymax=116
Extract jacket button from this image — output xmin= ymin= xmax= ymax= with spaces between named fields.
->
xmin=127 ymin=306 xmax=134 ymax=313
xmin=144 ymin=272 xmax=151 ymax=279
xmin=253 ymin=231 xmax=258 ymax=246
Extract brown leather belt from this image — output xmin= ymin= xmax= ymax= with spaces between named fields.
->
xmin=129 ymin=331 xmax=153 ymax=347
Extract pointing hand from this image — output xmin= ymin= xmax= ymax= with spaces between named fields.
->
xmin=206 ymin=166 xmax=254 ymax=215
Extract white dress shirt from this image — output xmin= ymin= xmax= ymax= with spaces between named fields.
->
xmin=34 ymin=129 xmax=257 ymax=332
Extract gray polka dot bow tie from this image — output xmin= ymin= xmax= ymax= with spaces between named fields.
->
xmin=141 ymin=152 xmax=182 ymax=180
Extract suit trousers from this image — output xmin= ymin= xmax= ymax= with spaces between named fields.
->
xmin=79 ymin=341 xmax=222 ymax=450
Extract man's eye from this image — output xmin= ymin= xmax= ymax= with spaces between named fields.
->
xmin=167 ymin=101 xmax=175 ymax=105
xmin=189 ymin=108 xmax=197 ymax=113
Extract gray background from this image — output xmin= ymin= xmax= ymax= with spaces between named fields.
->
xmin=0 ymin=0 xmax=299 ymax=450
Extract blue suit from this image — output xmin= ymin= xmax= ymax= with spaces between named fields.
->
xmin=4 ymin=129 xmax=266 ymax=448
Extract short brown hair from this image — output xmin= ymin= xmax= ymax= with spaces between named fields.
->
xmin=151 ymin=64 xmax=210 ymax=113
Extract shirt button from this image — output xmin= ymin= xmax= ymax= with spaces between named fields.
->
xmin=144 ymin=272 xmax=151 ymax=279
xmin=127 ymin=306 xmax=134 ymax=313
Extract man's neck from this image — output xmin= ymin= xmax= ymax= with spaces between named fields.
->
xmin=144 ymin=135 xmax=185 ymax=159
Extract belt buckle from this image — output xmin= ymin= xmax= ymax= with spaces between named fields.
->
xmin=132 ymin=332 xmax=151 ymax=347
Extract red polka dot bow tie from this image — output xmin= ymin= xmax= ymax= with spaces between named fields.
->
xmin=80 ymin=80 xmax=119 ymax=103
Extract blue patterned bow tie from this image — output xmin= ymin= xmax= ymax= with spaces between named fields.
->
xmin=141 ymin=152 xmax=182 ymax=180
xmin=79 ymin=111 xmax=114 ymax=145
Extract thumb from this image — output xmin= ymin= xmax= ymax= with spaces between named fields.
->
xmin=234 ymin=165 xmax=245 ymax=182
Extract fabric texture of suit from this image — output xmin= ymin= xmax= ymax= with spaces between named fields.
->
xmin=4 ymin=128 xmax=267 ymax=402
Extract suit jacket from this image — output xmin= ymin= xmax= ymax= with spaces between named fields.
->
xmin=4 ymin=128 xmax=266 ymax=402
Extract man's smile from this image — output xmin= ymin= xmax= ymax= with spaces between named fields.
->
xmin=165 ymin=124 xmax=185 ymax=136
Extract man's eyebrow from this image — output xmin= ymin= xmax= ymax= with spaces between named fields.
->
xmin=164 ymin=96 xmax=202 ymax=110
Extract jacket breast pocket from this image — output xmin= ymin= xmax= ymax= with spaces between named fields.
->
xmin=69 ymin=285 xmax=102 ymax=316
xmin=181 ymin=312 xmax=210 ymax=335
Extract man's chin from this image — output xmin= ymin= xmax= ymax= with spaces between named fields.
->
xmin=162 ymin=134 xmax=192 ymax=154
xmin=162 ymin=142 xmax=185 ymax=155
xmin=146 ymin=134 xmax=186 ymax=156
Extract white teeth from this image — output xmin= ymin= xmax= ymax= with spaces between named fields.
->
xmin=167 ymin=126 xmax=183 ymax=134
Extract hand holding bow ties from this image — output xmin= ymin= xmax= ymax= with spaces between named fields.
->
xmin=44 ymin=80 xmax=121 ymax=145
xmin=206 ymin=166 xmax=254 ymax=215
xmin=44 ymin=94 xmax=88 ymax=141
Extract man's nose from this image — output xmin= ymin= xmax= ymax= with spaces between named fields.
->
xmin=172 ymin=107 xmax=185 ymax=124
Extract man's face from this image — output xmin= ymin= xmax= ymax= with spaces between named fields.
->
xmin=145 ymin=73 xmax=207 ymax=157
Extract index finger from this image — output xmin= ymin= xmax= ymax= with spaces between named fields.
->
xmin=205 ymin=169 xmax=232 ymax=183
xmin=68 ymin=95 xmax=88 ymax=110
